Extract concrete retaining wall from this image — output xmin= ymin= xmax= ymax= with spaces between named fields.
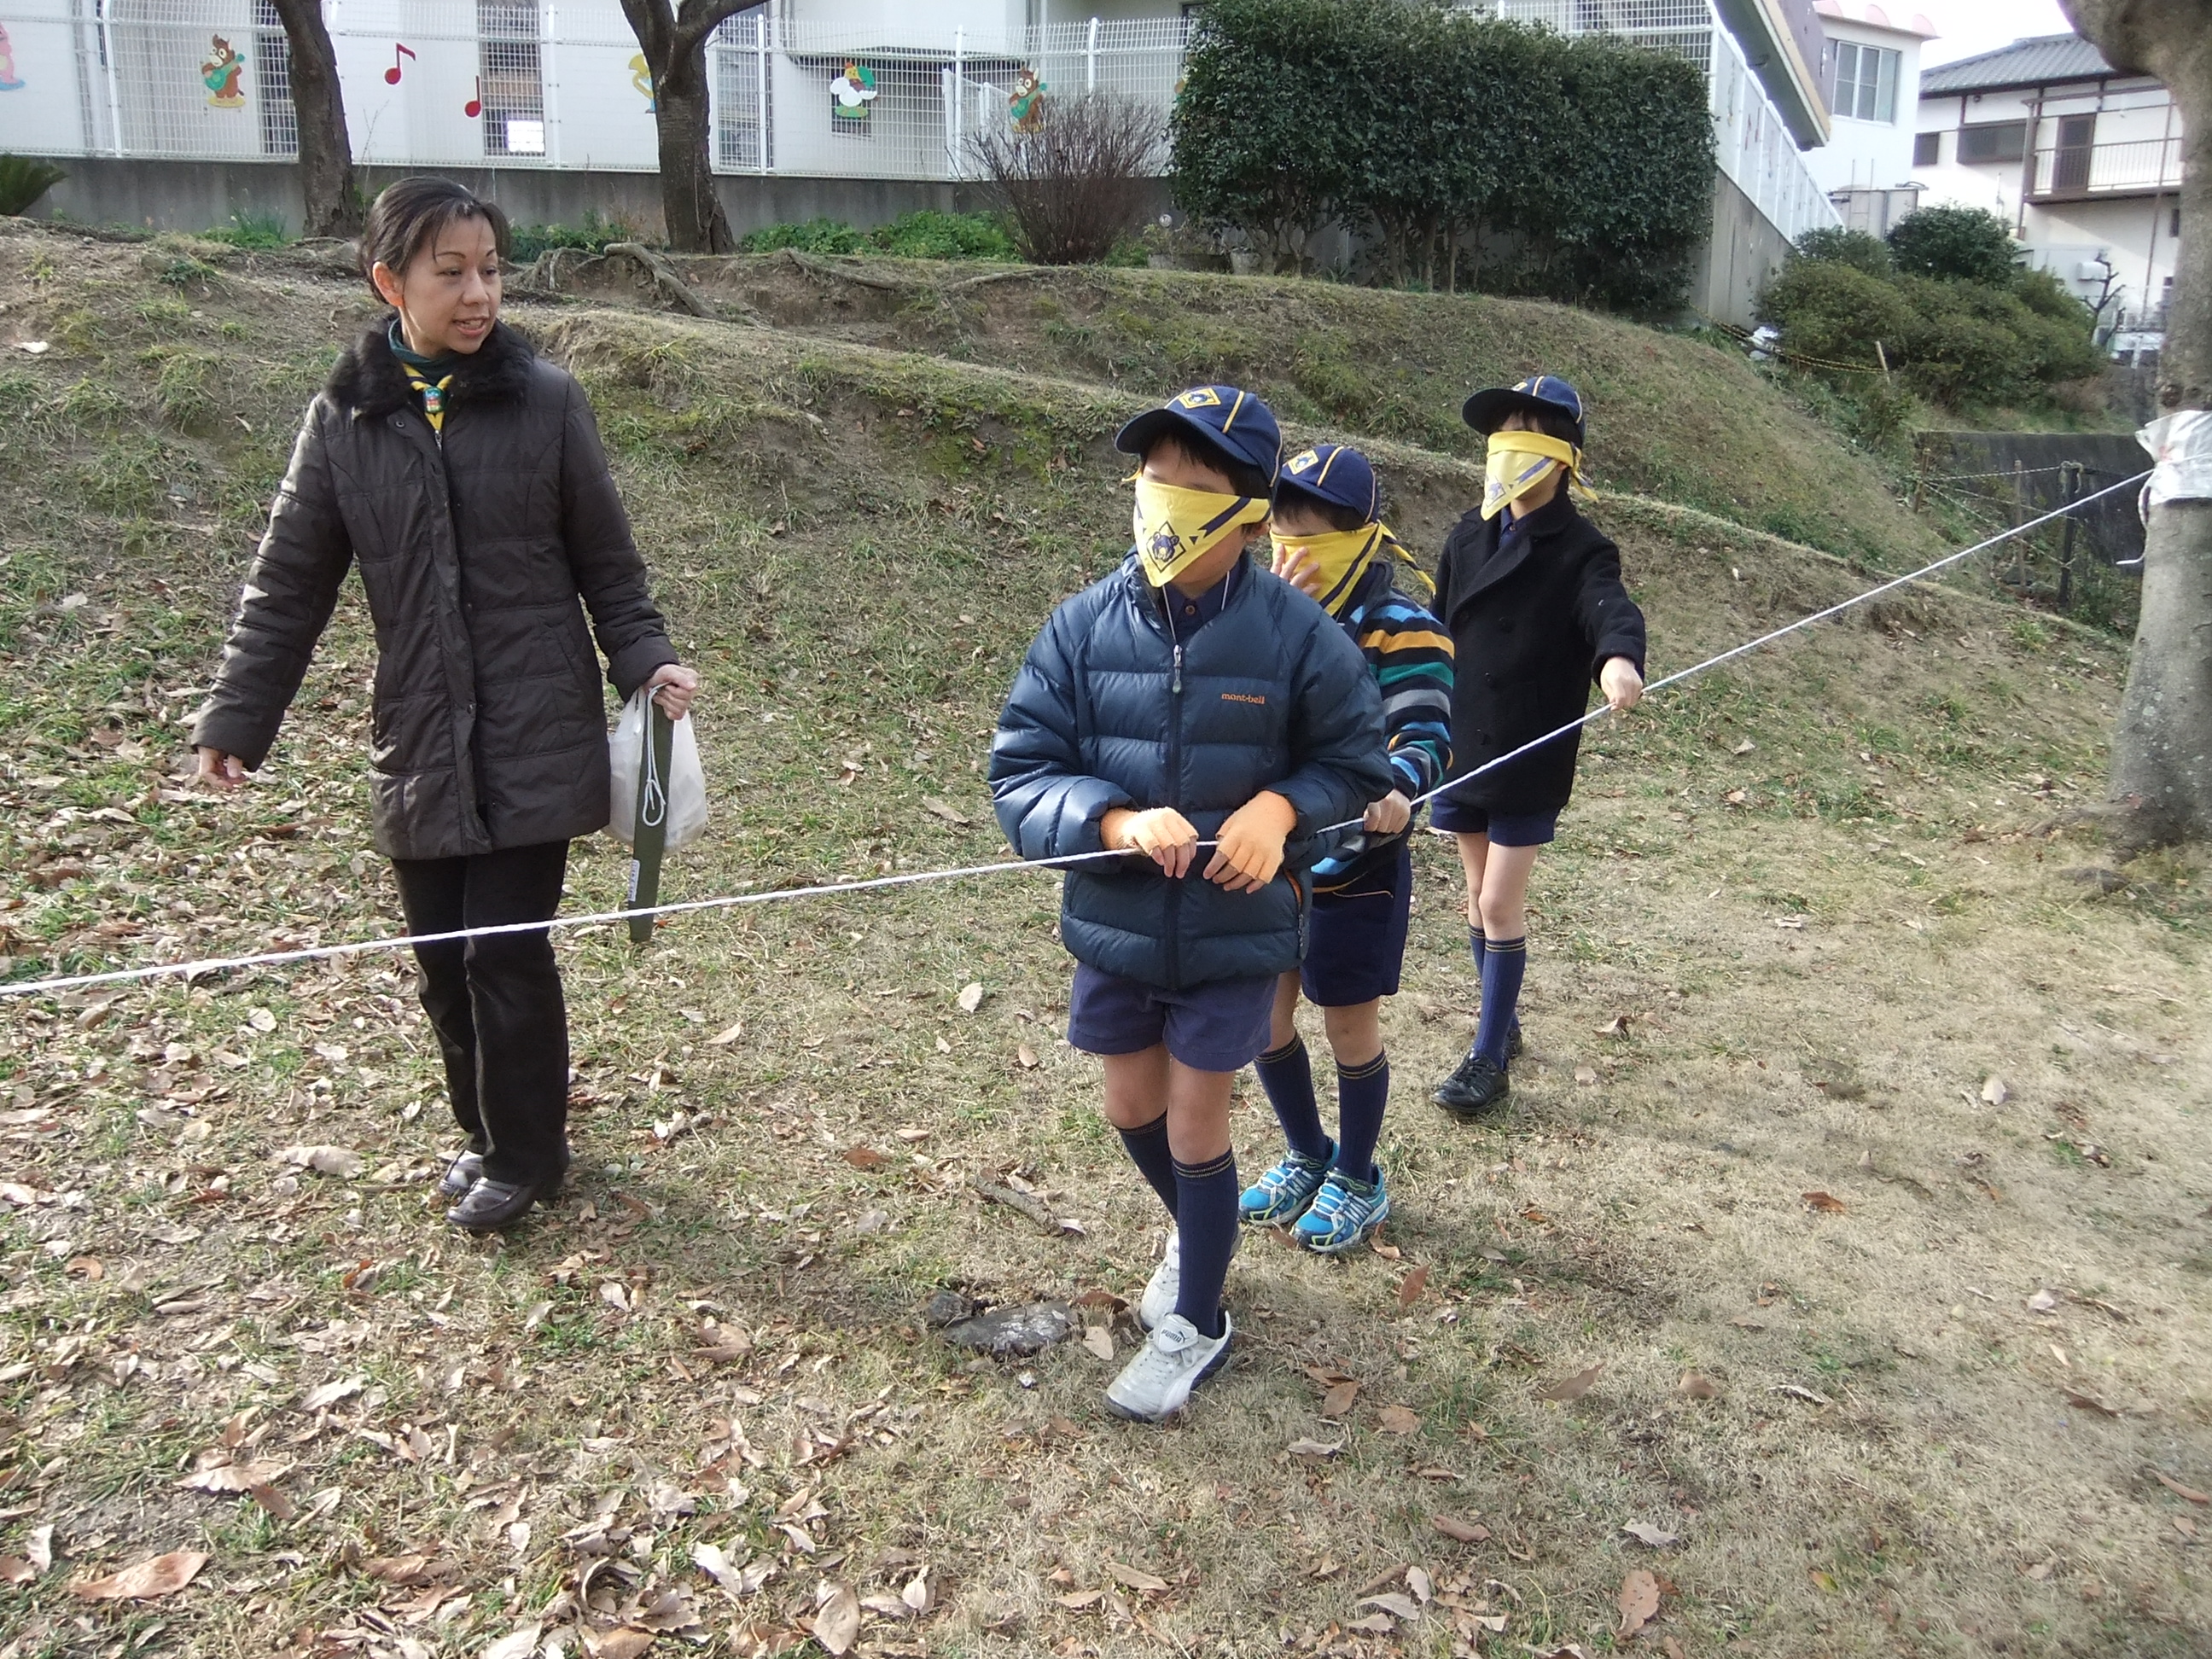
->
xmin=1689 ymin=170 xmax=1793 ymax=330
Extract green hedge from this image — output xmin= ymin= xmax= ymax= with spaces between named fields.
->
xmin=739 ymin=211 xmax=1017 ymax=261
xmin=1170 ymin=0 xmax=1714 ymax=310
xmin=1756 ymin=209 xmax=2104 ymax=409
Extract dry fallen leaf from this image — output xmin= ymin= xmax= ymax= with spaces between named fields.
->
xmin=1430 ymin=1513 xmax=1490 ymax=1544
xmin=1107 ymin=1562 xmax=1169 ymax=1594
xmin=277 ymin=1144 xmax=363 ymax=1179
xmin=1376 ymin=1404 xmax=1422 ymax=1435
xmin=707 ymin=1022 xmax=744 ymax=1046
xmin=812 ymin=1582 xmax=861 ymax=1655
xmin=2065 ymin=1390 xmax=2121 ymax=1417
xmin=1287 ymin=1437 xmax=1343 ymax=1459
xmin=1617 ymin=1568 xmax=1661 ymax=1638
xmin=2152 ymin=1470 xmax=2211 ymax=1505
xmin=483 ymin=1627 xmax=544 ymax=1659
xmin=1538 ymin=1364 xmax=1605 ymax=1402
xmin=1574 ymin=1065 xmax=1600 ymax=1086
xmin=957 ymin=982 xmax=985 ymax=1014
xmin=1081 ymin=1325 xmax=1115 ymax=1361
xmin=1016 ymin=1043 xmax=1039 ymax=1069
xmin=2026 ymin=1288 xmax=2059 ymax=1313
xmin=1397 ymin=1263 xmax=1431 ymax=1310
xmin=1677 ymin=1371 xmax=1719 ymax=1400
xmin=589 ymin=1630 xmax=655 ymax=1659
xmin=0 ymin=1557 xmax=34 ymax=1586
xmin=300 ymin=1375 xmax=364 ymax=1412
xmin=923 ymin=796 xmax=972 ymax=826
xmin=841 ymin=1145 xmax=890 ymax=1171
xmin=1982 ymin=1076 xmax=2009 ymax=1106
xmin=70 ymin=1551 xmax=208 ymax=1601
xmin=178 ymin=1456 xmax=290 ymax=1494
xmin=1320 ymin=1379 xmax=1362 ymax=1418
xmin=1802 ymin=1190 xmax=1847 ymax=1214
xmin=1622 ymin=1521 xmax=1680 ymax=1548
xmin=1358 ymin=1592 xmax=1423 ymax=1620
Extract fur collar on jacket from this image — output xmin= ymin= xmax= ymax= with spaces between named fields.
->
xmin=326 ymin=317 xmax=538 ymax=419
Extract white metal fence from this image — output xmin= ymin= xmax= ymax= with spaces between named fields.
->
xmin=1486 ymin=0 xmax=1841 ymax=242
xmin=0 ymin=0 xmax=1185 ymax=181
xmin=0 ymin=0 xmax=1834 ymax=239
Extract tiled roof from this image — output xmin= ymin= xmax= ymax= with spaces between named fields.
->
xmin=1918 ymin=34 xmax=2119 ymax=95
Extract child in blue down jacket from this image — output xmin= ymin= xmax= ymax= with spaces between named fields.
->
xmin=990 ymin=386 xmax=1389 ymax=1423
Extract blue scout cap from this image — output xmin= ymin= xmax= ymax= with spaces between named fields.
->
xmin=1277 ymin=442 xmax=1379 ymax=521
xmin=1462 ymin=375 xmax=1586 ymax=449
xmin=1115 ymin=384 xmax=1283 ymax=485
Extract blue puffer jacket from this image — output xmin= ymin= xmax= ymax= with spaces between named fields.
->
xmin=991 ymin=555 xmax=1391 ymax=990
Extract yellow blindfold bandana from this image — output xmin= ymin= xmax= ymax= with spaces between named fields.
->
xmin=1270 ymin=521 xmax=1386 ymax=615
xmin=1481 ymin=431 xmax=1581 ymax=521
xmin=1132 ymin=475 xmax=1271 ymax=588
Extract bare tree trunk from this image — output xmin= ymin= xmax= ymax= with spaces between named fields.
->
xmin=268 ymin=0 xmax=360 ymax=239
xmin=620 ymin=0 xmax=745 ymax=253
xmin=2062 ymin=0 xmax=2212 ymax=849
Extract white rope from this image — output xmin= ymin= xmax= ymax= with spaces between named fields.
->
xmin=0 ymin=470 xmax=2147 ymax=1003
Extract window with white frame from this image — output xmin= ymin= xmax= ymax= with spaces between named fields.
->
xmin=1833 ymin=41 xmax=1898 ymax=124
xmin=479 ymin=1 xmax=547 ymax=157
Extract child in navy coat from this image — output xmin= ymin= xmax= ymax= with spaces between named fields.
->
xmin=991 ymin=387 xmax=1388 ymax=1420
xmin=1429 ymin=377 xmax=1646 ymax=1118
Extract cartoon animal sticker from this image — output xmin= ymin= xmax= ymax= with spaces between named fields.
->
xmin=1008 ymin=67 xmax=1045 ymax=134
xmin=0 ymin=24 xmax=26 ymax=92
xmin=201 ymin=35 xmax=246 ymax=108
xmin=629 ymin=53 xmax=655 ymax=111
xmin=830 ymin=61 xmax=878 ymax=123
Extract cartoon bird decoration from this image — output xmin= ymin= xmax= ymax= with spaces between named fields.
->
xmin=629 ymin=53 xmax=655 ymax=111
xmin=830 ymin=61 xmax=879 ymax=121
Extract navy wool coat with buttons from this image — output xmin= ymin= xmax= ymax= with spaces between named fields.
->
xmin=191 ymin=320 xmax=678 ymax=861
xmin=990 ymin=555 xmax=1392 ymax=991
xmin=1433 ymin=492 xmax=1647 ymax=815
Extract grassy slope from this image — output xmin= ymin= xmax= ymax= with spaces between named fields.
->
xmin=626 ymin=251 xmax=1948 ymax=568
xmin=0 ymin=224 xmax=2208 ymax=1658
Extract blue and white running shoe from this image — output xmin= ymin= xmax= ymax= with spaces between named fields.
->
xmin=1238 ymin=1146 xmax=1333 ymax=1227
xmin=1294 ymin=1167 xmax=1390 ymax=1254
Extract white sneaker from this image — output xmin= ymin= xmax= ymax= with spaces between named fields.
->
xmin=1104 ymin=1311 xmax=1233 ymax=1422
xmin=1138 ymin=1231 xmax=1180 ymax=1331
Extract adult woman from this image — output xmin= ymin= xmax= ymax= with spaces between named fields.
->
xmin=192 ymin=178 xmax=698 ymax=1231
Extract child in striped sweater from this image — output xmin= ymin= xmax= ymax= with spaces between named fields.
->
xmin=1239 ymin=444 xmax=1454 ymax=1252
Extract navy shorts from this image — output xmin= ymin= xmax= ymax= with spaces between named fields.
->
xmin=1428 ymin=795 xmax=1560 ymax=845
xmin=1302 ymin=838 xmax=1412 ymax=1007
xmin=1067 ymin=963 xmax=1278 ymax=1074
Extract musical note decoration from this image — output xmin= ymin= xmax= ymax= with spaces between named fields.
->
xmin=464 ymin=75 xmax=483 ymax=119
xmin=384 ymin=43 xmax=415 ymax=85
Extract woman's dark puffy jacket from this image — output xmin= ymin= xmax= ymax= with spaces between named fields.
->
xmin=191 ymin=320 xmax=678 ymax=861
xmin=990 ymin=556 xmax=1391 ymax=990
xmin=1433 ymin=492 xmax=1646 ymax=814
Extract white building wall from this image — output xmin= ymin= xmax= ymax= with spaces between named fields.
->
xmin=1914 ymin=75 xmax=2180 ymax=325
xmin=1803 ymin=18 xmax=1922 ymax=195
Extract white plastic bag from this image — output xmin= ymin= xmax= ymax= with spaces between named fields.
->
xmin=607 ymin=689 xmax=708 ymax=848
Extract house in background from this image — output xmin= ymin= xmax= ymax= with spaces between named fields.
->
xmin=1804 ymin=0 xmax=1933 ymax=236
xmin=1913 ymin=33 xmax=2182 ymax=341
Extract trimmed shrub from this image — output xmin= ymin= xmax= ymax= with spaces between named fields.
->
xmin=1886 ymin=205 xmax=2019 ymax=286
xmin=1791 ymin=226 xmax=1891 ymax=276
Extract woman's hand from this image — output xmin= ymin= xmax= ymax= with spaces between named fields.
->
xmin=647 ymin=663 xmax=700 ymax=720
xmin=1102 ymin=806 xmax=1201 ymax=877
xmin=1363 ymin=789 xmax=1412 ymax=835
xmin=1599 ymin=656 xmax=1644 ymax=713
xmin=1270 ymin=542 xmax=1325 ymax=600
xmin=195 ymin=748 xmax=247 ymax=791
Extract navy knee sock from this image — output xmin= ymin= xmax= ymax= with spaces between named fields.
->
xmin=1332 ymin=1052 xmax=1388 ymax=1185
xmin=1254 ymin=1038 xmax=1332 ymax=1164
xmin=1116 ymin=1112 xmax=1179 ymax=1220
xmin=1172 ymin=1150 xmax=1238 ymax=1339
xmin=1474 ymin=936 xmax=1527 ymax=1066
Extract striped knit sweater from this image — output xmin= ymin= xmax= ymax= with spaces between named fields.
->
xmin=1311 ymin=550 xmax=1454 ymax=887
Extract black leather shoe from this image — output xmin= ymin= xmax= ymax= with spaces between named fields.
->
xmin=1434 ymin=1050 xmax=1511 ymax=1119
xmin=446 ymin=1176 xmax=547 ymax=1232
xmin=438 ymin=1150 xmax=486 ymax=1200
